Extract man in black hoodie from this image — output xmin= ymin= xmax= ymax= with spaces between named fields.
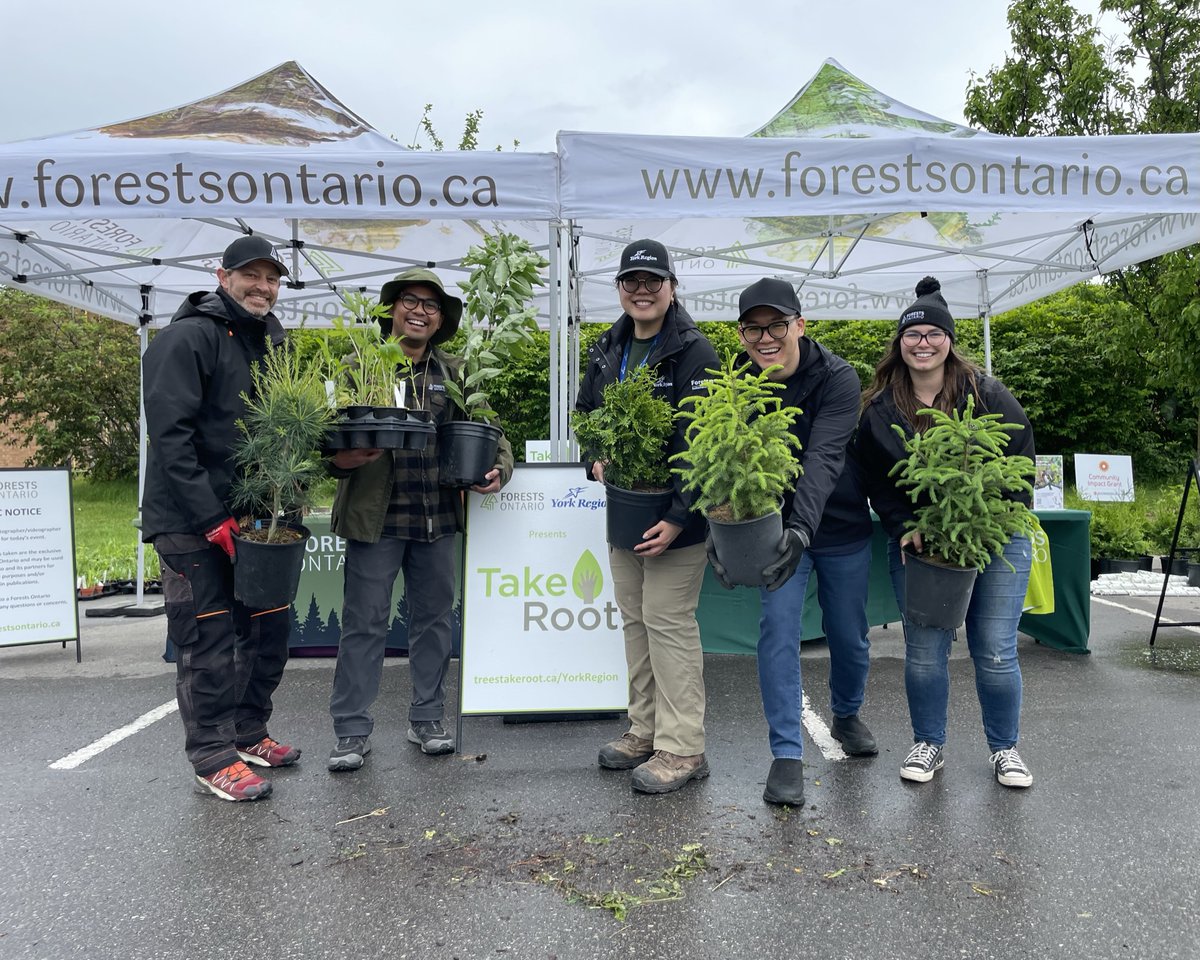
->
xmin=142 ymin=236 xmax=298 ymax=802
xmin=722 ymin=278 xmax=876 ymax=808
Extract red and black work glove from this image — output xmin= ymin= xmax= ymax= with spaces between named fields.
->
xmin=204 ymin=517 xmax=240 ymax=560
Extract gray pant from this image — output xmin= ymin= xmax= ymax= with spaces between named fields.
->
xmin=330 ymin=535 xmax=457 ymax=737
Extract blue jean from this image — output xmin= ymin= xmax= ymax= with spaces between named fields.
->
xmin=757 ymin=539 xmax=872 ymax=759
xmin=887 ymin=536 xmax=1031 ymax=752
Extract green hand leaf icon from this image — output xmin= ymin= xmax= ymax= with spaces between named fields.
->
xmin=572 ymin=549 xmax=604 ymax=603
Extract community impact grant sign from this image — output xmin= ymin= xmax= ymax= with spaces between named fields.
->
xmin=0 ymin=469 xmax=78 ymax=646
xmin=460 ymin=464 xmax=626 ymax=715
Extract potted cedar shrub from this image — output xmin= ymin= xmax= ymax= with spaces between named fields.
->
xmin=889 ymin=395 xmax=1035 ymax=629
xmin=441 ymin=233 xmax=546 ymax=486
xmin=671 ymin=355 xmax=802 ymax=586
xmin=318 ymin=295 xmax=433 ymax=454
xmin=570 ymin=363 xmax=676 ymax=551
xmin=1088 ymin=500 xmax=1151 ymax=577
xmin=228 ymin=344 xmax=338 ymax=609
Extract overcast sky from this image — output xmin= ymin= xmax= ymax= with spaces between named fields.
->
xmin=4 ymin=0 xmax=1112 ymax=149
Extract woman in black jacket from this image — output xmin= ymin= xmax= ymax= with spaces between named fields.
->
xmin=857 ymin=277 xmax=1035 ymax=790
xmin=575 ymin=239 xmax=718 ymax=795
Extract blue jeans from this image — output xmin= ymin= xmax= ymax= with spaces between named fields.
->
xmin=757 ymin=539 xmax=872 ymax=759
xmin=887 ymin=536 xmax=1031 ymax=752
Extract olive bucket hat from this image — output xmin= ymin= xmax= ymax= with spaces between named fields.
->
xmin=378 ymin=268 xmax=463 ymax=344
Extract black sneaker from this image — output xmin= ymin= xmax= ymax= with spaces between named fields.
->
xmin=900 ymin=741 xmax=944 ymax=783
xmin=328 ymin=736 xmax=371 ymax=772
xmin=407 ymin=721 xmax=454 ymax=755
xmin=989 ymin=747 xmax=1033 ymax=788
xmin=830 ymin=715 xmax=878 ymax=756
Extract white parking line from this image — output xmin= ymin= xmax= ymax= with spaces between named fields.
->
xmin=49 ymin=700 xmax=179 ymax=770
xmin=1093 ymin=596 xmax=1200 ymax=635
xmin=802 ymin=692 xmax=847 ymax=760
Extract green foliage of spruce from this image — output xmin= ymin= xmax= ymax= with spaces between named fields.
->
xmin=230 ymin=344 xmax=337 ymax=542
xmin=672 ymin=355 xmax=802 ymax=522
xmin=447 ymin=233 xmax=547 ymax=421
xmin=890 ymin=395 xmax=1034 ymax=571
xmin=570 ymin=364 xmax=674 ymax=490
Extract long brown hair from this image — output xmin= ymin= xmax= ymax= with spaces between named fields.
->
xmin=861 ymin=336 xmax=983 ymax=433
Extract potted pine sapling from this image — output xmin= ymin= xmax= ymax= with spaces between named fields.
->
xmin=889 ymin=394 xmax=1035 ymax=628
xmin=441 ymin=233 xmax=546 ymax=486
xmin=318 ymin=293 xmax=433 ymax=454
xmin=570 ymin=363 xmax=676 ymax=551
xmin=228 ymin=343 xmax=338 ymax=609
xmin=672 ymin=355 xmax=802 ymax=586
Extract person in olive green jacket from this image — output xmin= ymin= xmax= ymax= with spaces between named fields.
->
xmin=326 ymin=268 xmax=514 ymax=771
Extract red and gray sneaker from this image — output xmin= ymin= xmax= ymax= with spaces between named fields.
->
xmin=194 ymin=761 xmax=272 ymax=801
xmin=237 ymin=736 xmax=301 ymax=768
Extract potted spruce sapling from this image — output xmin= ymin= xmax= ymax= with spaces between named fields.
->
xmin=440 ymin=233 xmax=546 ymax=486
xmin=227 ymin=343 xmax=337 ymax=609
xmin=671 ymin=355 xmax=802 ymax=586
xmin=317 ymin=293 xmax=433 ymax=453
xmin=889 ymin=395 xmax=1034 ymax=628
xmin=570 ymin=363 xmax=676 ymax=550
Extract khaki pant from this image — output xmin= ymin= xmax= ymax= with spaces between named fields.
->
xmin=608 ymin=542 xmax=708 ymax=756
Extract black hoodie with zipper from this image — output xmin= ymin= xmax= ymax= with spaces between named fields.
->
xmin=575 ymin=301 xmax=719 ymax=550
xmin=738 ymin=338 xmax=871 ymax=551
xmin=141 ymin=289 xmax=286 ymax=541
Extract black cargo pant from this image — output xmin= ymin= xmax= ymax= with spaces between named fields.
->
xmin=155 ymin=534 xmax=291 ymax=777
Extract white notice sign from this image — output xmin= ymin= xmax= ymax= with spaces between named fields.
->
xmin=1074 ymin=454 xmax=1135 ymax=502
xmin=460 ymin=464 xmax=626 ymax=715
xmin=0 ymin=469 xmax=79 ymax=646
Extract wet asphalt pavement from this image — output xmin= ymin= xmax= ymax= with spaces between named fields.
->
xmin=1 ymin=593 xmax=1198 ymax=960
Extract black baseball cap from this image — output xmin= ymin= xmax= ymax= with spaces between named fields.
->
xmin=737 ymin=277 xmax=802 ymax=323
xmin=221 ymin=235 xmax=289 ymax=277
xmin=616 ymin=239 xmax=675 ymax=280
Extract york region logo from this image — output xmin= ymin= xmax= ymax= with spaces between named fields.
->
xmin=628 ymin=249 xmax=660 ymax=263
xmin=552 ymin=486 xmax=605 ymax=510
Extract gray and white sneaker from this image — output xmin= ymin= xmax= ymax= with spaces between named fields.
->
xmin=990 ymin=747 xmax=1033 ymax=788
xmin=328 ymin=736 xmax=371 ymax=772
xmin=900 ymin=741 xmax=945 ymax=782
xmin=407 ymin=720 xmax=454 ymax=755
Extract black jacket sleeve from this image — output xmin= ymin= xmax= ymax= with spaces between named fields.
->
xmin=143 ymin=323 xmax=229 ymax=533
xmin=786 ymin=361 xmax=859 ymax=543
xmin=855 ymin=397 xmax=916 ymax=540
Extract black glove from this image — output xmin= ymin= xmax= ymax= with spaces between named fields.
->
xmin=705 ymin=530 xmax=734 ymax=590
xmin=762 ymin=527 xmax=810 ymax=592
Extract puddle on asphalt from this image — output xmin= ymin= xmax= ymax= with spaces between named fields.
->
xmin=1122 ymin=636 xmax=1200 ymax=673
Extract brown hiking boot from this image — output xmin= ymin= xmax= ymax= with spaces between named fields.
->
xmin=630 ymin=750 xmax=709 ymax=794
xmin=598 ymin=732 xmax=654 ymax=770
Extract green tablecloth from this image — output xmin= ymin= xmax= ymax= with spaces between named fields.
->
xmin=698 ymin=509 xmax=1092 ymax=655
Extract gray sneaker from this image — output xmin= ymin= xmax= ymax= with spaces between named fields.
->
xmin=407 ymin=720 xmax=455 ymax=755
xmin=328 ymin=736 xmax=371 ymax=772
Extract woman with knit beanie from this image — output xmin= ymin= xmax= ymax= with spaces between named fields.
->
xmin=856 ymin=277 xmax=1037 ymax=789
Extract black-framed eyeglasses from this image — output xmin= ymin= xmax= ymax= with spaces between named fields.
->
xmin=618 ymin=276 xmax=666 ymax=294
xmin=396 ymin=292 xmax=442 ymax=315
xmin=739 ymin=318 xmax=795 ymax=343
xmin=900 ymin=329 xmax=947 ymax=346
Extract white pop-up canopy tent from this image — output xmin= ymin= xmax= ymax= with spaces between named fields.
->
xmin=0 ymin=62 xmax=568 ymax=597
xmin=0 ymin=60 xmax=560 ymax=329
xmin=557 ymin=58 xmax=1200 ymax=396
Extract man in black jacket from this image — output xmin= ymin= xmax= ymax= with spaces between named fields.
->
xmin=142 ymin=235 xmax=299 ymax=802
xmin=721 ymin=278 xmax=876 ymax=808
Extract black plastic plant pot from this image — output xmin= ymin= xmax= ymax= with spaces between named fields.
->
xmin=903 ymin=550 xmax=979 ymax=629
xmin=604 ymin=483 xmax=673 ymax=552
xmin=438 ymin=420 xmax=502 ymax=487
xmin=1188 ymin=563 xmax=1200 ymax=588
xmin=707 ymin=509 xmax=783 ymax=587
xmin=339 ymin=405 xmax=372 ymax=420
xmin=372 ymin=406 xmax=406 ymax=421
xmin=1099 ymin=557 xmax=1144 ymax=575
xmin=232 ymin=522 xmax=311 ymax=609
